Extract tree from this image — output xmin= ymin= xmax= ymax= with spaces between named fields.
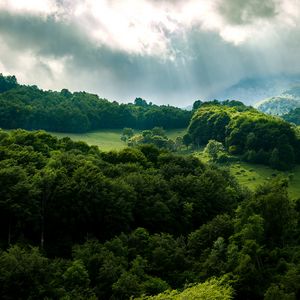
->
xmin=183 ymin=133 xmax=192 ymax=149
xmin=204 ymin=140 xmax=226 ymax=162
xmin=152 ymin=127 xmax=166 ymax=137
xmin=121 ymin=127 xmax=134 ymax=142
xmin=63 ymin=260 xmax=95 ymax=299
xmin=0 ymin=246 xmax=55 ymax=299
xmin=0 ymin=74 xmax=17 ymax=93
xmin=192 ymin=100 xmax=203 ymax=110
xmin=175 ymin=136 xmax=183 ymax=150
xmin=134 ymin=98 xmax=148 ymax=107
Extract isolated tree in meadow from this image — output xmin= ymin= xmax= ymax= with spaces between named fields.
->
xmin=152 ymin=127 xmax=166 ymax=137
xmin=121 ymin=127 xmax=134 ymax=142
xmin=204 ymin=140 xmax=225 ymax=162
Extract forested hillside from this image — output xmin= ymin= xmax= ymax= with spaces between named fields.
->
xmin=283 ymin=108 xmax=300 ymax=125
xmin=0 ymin=74 xmax=191 ymax=132
xmin=185 ymin=101 xmax=300 ymax=170
xmin=0 ymin=129 xmax=300 ymax=299
xmin=256 ymin=96 xmax=300 ymax=115
xmin=256 ymin=86 xmax=300 ymax=116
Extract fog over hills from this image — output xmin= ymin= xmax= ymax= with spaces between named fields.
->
xmin=215 ymin=75 xmax=300 ymax=105
xmin=255 ymin=84 xmax=300 ymax=116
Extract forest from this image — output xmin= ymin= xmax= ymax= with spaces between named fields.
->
xmin=0 ymin=129 xmax=300 ymax=299
xmin=0 ymin=74 xmax=191 ymax=133
xmin=185 ymin=102 xmax=300 ymax=170
xmin=283 ymin=108 xmax=300 ymax=125
xmin=0 ymin=75 xmax=300 ymax=299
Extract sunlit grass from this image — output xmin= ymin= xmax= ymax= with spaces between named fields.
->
xmin=50 ymin=128 xmax=186 ymax=151
xmin=50 ymin=129 xmax=126 ymax=151
xmin=195 ymin=150 xmax=300 ymax=199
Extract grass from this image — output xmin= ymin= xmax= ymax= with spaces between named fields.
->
xmin=195 ymin=150 xmax=300 ymax=199
xmin=230 ymin=162 xmax=300 ymax=199
xmin=50 ymin=128 xmax=186 ymax=152
xmin=50 ymin=129 xmax=126 ymax=151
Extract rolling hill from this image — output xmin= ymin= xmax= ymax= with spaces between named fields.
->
xmin=256 ymin=86 xmax=300 ymax=115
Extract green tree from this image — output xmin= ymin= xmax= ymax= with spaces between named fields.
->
xmin=63 ymin=260 xmax=95 ymax=299
xmin=121 ymin=127 xmax=134 ymax=142
xmin=204 ymin=140 xmax=226 ymax=162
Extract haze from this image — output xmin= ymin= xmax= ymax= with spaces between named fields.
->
xmin=0 ymin=0 xmax=300 ymax=106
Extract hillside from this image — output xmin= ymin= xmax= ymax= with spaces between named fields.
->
xmin=283 ymin=108 xmax=300 ymax=125
xmin=185 ymin=101 xmax=300 ymax=170
xmin=0 ymin=128 xmax=300 ymax=299
xmin=256 ymin=86 xmax=300 ymax=116
xmin=0 ymin=74 xmax=191 ymax=133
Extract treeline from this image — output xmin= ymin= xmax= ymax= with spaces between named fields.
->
xmin=1 ymin=129 xmax=300 ymax=299
xmin=185 ymin=101 xmax=300 ymax=170
xmin=0 ymin=74 xmax=191 ymax=133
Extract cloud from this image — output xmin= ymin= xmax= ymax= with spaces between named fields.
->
xmin=0 ymin=0 xmax=59 ymax=15
xmin=218 ymin=0 xmax=278 ymax=25
xmin=0 ymin=0 xmax=300 ymax=106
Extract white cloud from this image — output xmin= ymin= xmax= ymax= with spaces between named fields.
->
xmin=1 ymin=0 xmax=300 ymax=56
xmin=1 ymin=0 xmax=300 ymax=105
xmin=0 ymin=0 xmax=59 ymax=15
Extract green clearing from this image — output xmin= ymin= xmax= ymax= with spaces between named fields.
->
xmin=51 ymin=129 xmax=126 ymax=151
xmin=50 ymin=129 xmax=187 ymax=151
xmin=230 ymin=162 xmax=300 ymax=200
xmin=195 ymin=150 xmax=300 ymax=199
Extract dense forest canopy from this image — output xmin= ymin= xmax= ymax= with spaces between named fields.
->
xmin=1 ymin=74 xmax=300 ymax=299
xmin=0 ymin=74 xmax=191 ymax=133
xmin=0 ymin=129 xmax=300 ymax=299
xmin=186 ymin=102 xmax=300 ymax=170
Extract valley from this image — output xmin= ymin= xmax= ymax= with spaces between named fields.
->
xmin=49 ymin=129 xmax=300 ymax=198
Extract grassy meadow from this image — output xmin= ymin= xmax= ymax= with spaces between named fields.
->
xmin=230 ymin=162 xmax=300 ymax=199
xmin=50 ymin=128 xmax=187 ymax=151
xmin=195 ymin=151 xmax=300 ymax=199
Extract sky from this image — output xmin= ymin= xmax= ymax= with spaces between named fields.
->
xmin=0 ymin=0 xmax=300 ymax=106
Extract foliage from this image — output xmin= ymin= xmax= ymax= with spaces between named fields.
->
xmin=0 ymin=75 xmax=191 ymax=133
xmin=257 ymin=96 xmax=300 ymax=116
xmin=127 ymin=127 xmax=177 ymax=150
xmin=122 ymin=128 xmax=135 ymax=142
xmin=283 ymin=108 xmax=300 ymax=125
xmin=187 ymin=104 xmax=300 ymax=169
xmin=0 ymin=128 xmax=300 ymax=299
xmin=135 ymin=278 xmax=233 ymax=300
xmin=204 ymin=140 xmax=227 ymax=162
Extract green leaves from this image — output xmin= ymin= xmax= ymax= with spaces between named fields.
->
xmin=135 ymin=278 xmax=234 ymax=300
xmin=188 ymin=104 xmax=300 ymax=169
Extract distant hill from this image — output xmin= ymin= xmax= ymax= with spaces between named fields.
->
xmin=255 ymin=86 xmax=300 ymax=116
xmin=282 ymin=107 xmax=300 ymax=125
xmin=214 ymin=75 xmax=300 ymax=105
xmin=185 ymin=102 xmax=300 ymax=170
xmin=0 ymin=74 xmax=191 ymax=133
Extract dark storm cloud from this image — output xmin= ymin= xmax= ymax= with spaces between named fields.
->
xmin=0 ymin=11 xmax=88 ymax=58
xmin=0 ymin=10 xmax=197 ymax=102
xmin=0 ymin=1 xmax=300 ymax=106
